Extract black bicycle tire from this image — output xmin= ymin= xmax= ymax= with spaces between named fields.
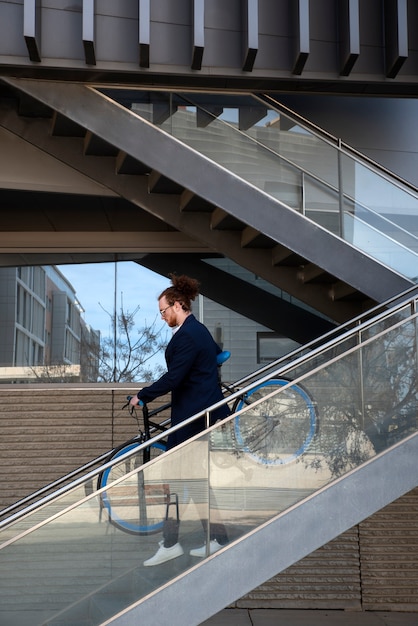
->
xmin=232 ymin=378 xmax=317 ymax=465
xmin=98 ymin=440 xmax=167 ymax=535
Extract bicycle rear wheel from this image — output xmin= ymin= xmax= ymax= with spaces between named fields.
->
xmin=98 ymin=440 xmax=167 ymax=535
xmin=233 ymin=378 xmax=317 ymax=465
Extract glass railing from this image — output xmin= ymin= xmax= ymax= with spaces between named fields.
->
xmin=1 ymin=295 xmax=417 ymax=625
xmin=98 ymin=88 xmax=418 ymax=283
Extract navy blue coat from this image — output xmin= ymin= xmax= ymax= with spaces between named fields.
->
xmin=138 ymin=314 xmax=230 ymax=448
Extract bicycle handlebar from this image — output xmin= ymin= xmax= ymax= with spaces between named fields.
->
xmin=125 ymin=394 xmax=143 ymax=407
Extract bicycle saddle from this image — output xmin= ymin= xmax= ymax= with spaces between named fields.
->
xmin=217 ymin=350 xmax=231 ymax=366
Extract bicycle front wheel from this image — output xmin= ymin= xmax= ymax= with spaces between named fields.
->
xmin=233 ymin=379 xmax=317 ymax=465
xmin=98 ymin=440 xmax=167 ymax=535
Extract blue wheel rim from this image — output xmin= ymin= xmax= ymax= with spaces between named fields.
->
xmin=234 ymin=379 xmax=316 ymax=465
xmin=101 ymin=441 xmax=166 ymax=533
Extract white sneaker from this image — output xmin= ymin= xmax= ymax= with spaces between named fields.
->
xmin=143 ymin=542 xmax=184 ymax=567
xmin=190 ymin=539 xmax=223 ymax=558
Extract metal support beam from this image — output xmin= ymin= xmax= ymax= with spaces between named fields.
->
xmin=242 ymin=0 xmax=258 ymax=72
xmin=339 ymin=0 xmax=360 ymax=76
xmin=385 ymin=0 xmax=408 ymax=79
xmin=292 ymin=0 xmax=310 ymax=75
xmin=23 ymin=0 xmax=41 ymax=62
xmin=238 ymin=105 xmax=267 ymax=130
xmin=139 ymin=0 xmax=150 ymax=68
xmin=196 ymin=105 xmax=224 ymax=128
xmin=192 ymin=0 xmax=204 ymax=70
xmin=82 ymin=0 xmax=96 ymax=66
xmin=139 ymin=253 xmax=336 ymax=341
xmin=0 ymin=232 xmax=208 ymax=254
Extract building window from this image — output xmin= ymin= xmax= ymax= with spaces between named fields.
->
xmin=65 ymin=329 xmax=80 ymax=364
xmin=16 ymin=285 xmax=31 ymax=329
xmin=32 ymin=299 xmax=45 ymax=339
xmin=257 ymin=332 xmax=300 ymax=364
xmin=66 ymin=298 xmax=72 ymax=326
xmin=15 ymin=329 xmax=30 ymax=366
xmin=32 ymin=266 xmax=45 ymax=298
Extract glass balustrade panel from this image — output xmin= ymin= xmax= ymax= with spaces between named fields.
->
xmin=283 ymin=313 xmax=418 ymax=460
xmin=340 ymin=154 xmax=418 ymax=240
xmin=128 ymin=90 xmax=342 ymax=214
xmin=100 ymin=88 xmax=418 ymax=283
xmin=343 ymin=212 xmax=418 ymax=281
xmin=303 ymin=176 xmax=341 ymax=234
xmin=240 ymin=107 xmax=340 ymax=192
xmin=0 ymin=482 xmax=95 ymax=546
xmin=157 ymin=102 xmax=304 ymax=206
xmin=0 ymin=436 xmax=211 ymax=625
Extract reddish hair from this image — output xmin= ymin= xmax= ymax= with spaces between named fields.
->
xmin=159 ymin=274 xmax=200 ymax=312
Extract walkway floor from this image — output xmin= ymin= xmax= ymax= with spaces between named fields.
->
xmin=203 ymin=609 xmax=418 ymax=626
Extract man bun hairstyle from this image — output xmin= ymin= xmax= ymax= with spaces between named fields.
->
xmin=159 ymin=274 xmax=200 ymax=312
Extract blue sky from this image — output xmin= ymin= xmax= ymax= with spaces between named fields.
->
xmin=56 ymin=261 xmax=170 ymax=367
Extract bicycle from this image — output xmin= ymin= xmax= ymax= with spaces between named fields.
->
xmin=96 ymin=353 xmax=231 ymax=535
xmin=98 ymin=351 xmax=318 ymax=535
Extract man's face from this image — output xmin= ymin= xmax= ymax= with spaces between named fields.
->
xmin=159 ymin=296 xmax=177 ymax=327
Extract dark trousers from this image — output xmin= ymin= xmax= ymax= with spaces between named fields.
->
xmin=163 ymin=511 xmax=228 ymax=548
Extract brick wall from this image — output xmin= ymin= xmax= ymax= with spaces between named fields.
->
xmin=0 ymin=384 xmax=170 ymax=508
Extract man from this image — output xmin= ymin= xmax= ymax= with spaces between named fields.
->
xmin=130 ymin=274 xmax=229 ymax=566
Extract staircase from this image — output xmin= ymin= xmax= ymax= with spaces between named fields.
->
xmin=1 ymin=287 xmax=418 ymax=625
xmin=0 ymin=78 xmax=415 ymax=326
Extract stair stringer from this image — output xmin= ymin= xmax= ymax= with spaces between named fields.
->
xmin=108 ymin=432 xmax=418 ymax=626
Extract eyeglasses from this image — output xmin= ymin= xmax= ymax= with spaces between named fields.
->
xmin=159 ymin=304 xmax=174 ymax=317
